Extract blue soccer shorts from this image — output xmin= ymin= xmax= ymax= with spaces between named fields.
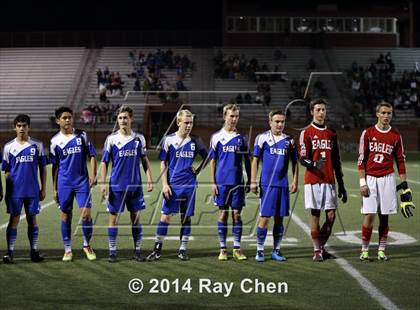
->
xmin=57 ymin=183 xmax=92 ymax=213
xmin=107 ymin=188 xmax=145 ymax=213
xmin=7 ymin=197 xmax=40 ymax=216
xmin=213 ymin=184 xmax=245 ymax=210
xmin=259 ymin=186 xmax=290 ymax=217
xmin=162 ymin=185 xmax=196 ymax=216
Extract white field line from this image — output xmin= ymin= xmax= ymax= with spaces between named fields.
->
xmin=343 ymin=167 xmax=420 ymax=185
xmin=291 ymin=213 xmax=400 ymax=310
xmin=0 ymin=200 xmax=56 ymax=230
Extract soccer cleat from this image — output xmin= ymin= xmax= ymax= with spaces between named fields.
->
xmin=377 ymin=250 xmax=388 ymax=261
xmin=359 ymin=251 xmax=370 ymax=262
xmin=83 ymin=246 xmax=97 ymax=261
xmin=108 ymin=253 xmax=118 ymax=263
xmin=313 ymin=251 xmax=324 ymax=262
xmin=132 ymin=251 xmax=145 ymax=262
xmin=62 ymin=251 xmax=73 ymax=262
xmin=271 ymin=250 xmax=287 ymax=262
xmin=233 ymin=249 xmax=247 ymax=261
xmin=255 ymin=251 xmax=264 ymax=262
xmin=321 ymin=249 xmax=336 ymax=260
xmin=30 ymin=250 xmax=44 ymax=263
xmin=146 ymin=250 xmax=161 ymax=262
xmin=3 ymin=255 xmax=14 ymax=264
xmin=218 ymin=249 xmax=228 ymax=261
xmin=177 ymin=250 xmax=190 ymax=261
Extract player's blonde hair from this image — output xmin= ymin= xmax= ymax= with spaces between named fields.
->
xmin=376 ymin=101 xmax=393 ymax=112
xmin=268 ymin=109 xmax=285 ymax=121
xmin=223 ymin=103 xmax=240 ymax=116
xmin=176 ymin=109 xmax=194 ymax=123
xmin=117 ymin=105 xmax=133 ymax=118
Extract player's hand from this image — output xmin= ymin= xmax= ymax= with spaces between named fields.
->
xmin=250 ymin=182 xmax=258 ymax=195
xmin=147 ymin=181 xmax=153 ymax=192
xmin=162 ymin=184 xmax=172 ymax=200
xmin=245 ymin=181 xmax=251 ymax=194
xmin=360 ymin=185 xmax=370 ymax=197
xmin=313 ymin=157 xmax=326 ymax=170
xmin=191 ymin=166 xmax=197 ymax=175
xmin=400 ymin=201 xmax=415 ymax=218
xmin=39 ymin=188 xmax=46 ymax=201
xmin=290 ymin=182 xmax=298 ymax=194
xmin=53 ymin=190 xmax=59 ymax=203
xmin=338 ymin=184 xmax=347 ymax=203
xmin=101 ymin=185 xmax=109 ymax=202
xmin=211 ymin=184 xmax=219 ymax=196
xmin=89 ymin=176 xmax=97 ymax=188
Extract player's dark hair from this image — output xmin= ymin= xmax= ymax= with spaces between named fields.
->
xmin=310 ymin=98 xmax=328 ymax=111
xmin=14 ymin=114 xmax=30 ymax=127
xmin=376 ymin=101 xmax=393 ymax=112
xmin=117 ymin=105 xmax=133 ymax=118
xmin=269 ymin=110 xmax=285 ymax=120
xmin=55 ymin=106 xmax=73 ymax=119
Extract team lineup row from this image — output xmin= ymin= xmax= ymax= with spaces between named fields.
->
xmin=1 ymin=99 xmax=415 ymax=264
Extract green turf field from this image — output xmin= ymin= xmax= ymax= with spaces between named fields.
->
xmin=0 ymin=155 xmax=419 ymax=310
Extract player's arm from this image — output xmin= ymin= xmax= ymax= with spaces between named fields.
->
xmin=100 ymin=161 xmax=108 ymax=199
xmin=250 ymin=156 xmax=259 ymax=194
xmin=0 ymin=173 xmax=3 ymax=202
xmin=298 ymin=130 xmax=324 ymax=169
xmin=52 ymin=164 xmax=59 ymax=203
xmin=210 ymin=159 xmax=218 ymax=196
xmin=332 ymin=135 xmax=347 ymax=203
xmin=160 ymin=160 xmax=172 ymax=200
xmin=357 ymin=130 xmax=370 ymax=197
xmin=141 ymin=156 xmax=153 ymax=192
xmin=39 ymin=165 xmax=47 ymax=202
xmin=193 ymin=138 xmax=209 ymax=176
xmin=244 ymin=153 xmax=251 ymax=193
xmin=89 ymin=156 xmax=97 ymax=187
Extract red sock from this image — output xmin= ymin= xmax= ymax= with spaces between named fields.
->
xmin=311 ymin=230 xmax=320 ymax=252
xmin=361 ymin=225 xmax=373 ymax=251
xmin=378 ymin=225 xmax=389 ymax=251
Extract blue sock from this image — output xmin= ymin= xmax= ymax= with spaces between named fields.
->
xmin=155 ymin=221 xmax=169 ymax=244
xmin=132 ymin=224 xmax=142 ymax=253
xmin=108 ymin=227 xmax=118 ymax=256
xmin=232 ymin=221 xmax=243 ymax=249
xmin=27 ymin=225 xmax=39 ymax=251
xmin=256 ymin=227 xmax=267 ymax=252
xmin=6 ymin=226 xmax=17 ymax=257
xmin=179 ymin=222 xmax=191 ymax=251
xmin=82 ymin=219 xmax=93 ymax=247
xmin=273 ymin=223 xmax=284 ymax=252
xmin=217 ymin=221 xmax=228 ymax=249
xmin=61 ymin=220 xmax=72 ymax=252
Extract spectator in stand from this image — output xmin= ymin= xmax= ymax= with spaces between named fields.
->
xmin=244 ymin=92 xmax=252 ymax=104
xmin=307 ymin=58 xmax=316 ymax=71
xmin=236 ymin=93 xmax=243 ymax=105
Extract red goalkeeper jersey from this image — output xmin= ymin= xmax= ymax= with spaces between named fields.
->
xmin=357 ymin=125 xmax=406 ymax=177
xmin=298 ymin=123 xmax=343 ymax=185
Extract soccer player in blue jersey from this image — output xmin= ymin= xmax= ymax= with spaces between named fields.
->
xmin=250 ymin=110 xmax=299 ymax=262
xmin=50 ymin=107 xmax=97 ymax=262
xmin=100 ymin=105 xmax=153 ymax=263
xmin=2 ymin=114 xmax=47 ymax=263
xmin=147 ymin=109 xmax=208 ymax=261
xmin=209 ymin=104 xmax=251 ymax=261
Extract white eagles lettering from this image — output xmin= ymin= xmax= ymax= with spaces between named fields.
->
xmin=369 ymin=142 xmax=393 ymax=155
xmin=270 ymin=148 xmax=286 ymax=155
xmin=16 ymin=155 xmax=34 ymax=163
xmin=119 ymin=149 xmax=137 ymax=157
xmin=176 ymin=151 xmax=194 ymax=158
xmin=312 ymin=139 xmax=331 ymax=150
xmin=62 ymin=146 xmax=81 ymax=156
xmin=222 ymin=145 xmax=237 ymax=152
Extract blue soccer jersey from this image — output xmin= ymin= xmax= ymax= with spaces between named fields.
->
xmin=2 ymin=138 xmax=48 ymax=198
xmin=101 ymin=131 xmax=147 ymax=192
xmin=209 ymin=128 xmax=249 ymax=186
xmin=253 ymin=131 xmax=297 ymax=187
xmin=159 ymin=134 xmax=208 ymax=186
xmin=50 ymin=129 xmax=96 ymax=188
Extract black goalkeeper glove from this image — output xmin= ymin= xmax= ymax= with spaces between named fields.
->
xmin=337 ymin=179 xmax=347 ymax=203
xmin=397 ymin=181 xmax=415 ymax=218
